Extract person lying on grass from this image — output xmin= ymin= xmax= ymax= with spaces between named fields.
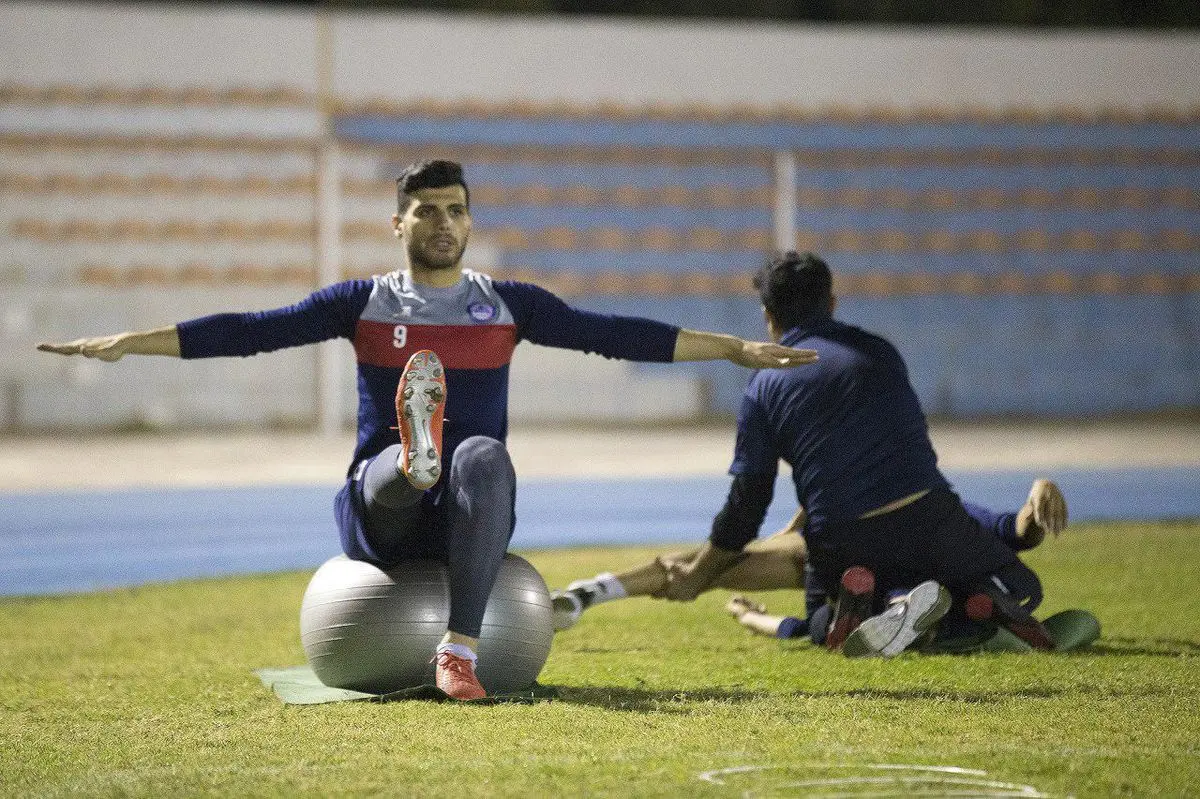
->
xmin=553 ymin=478 xmax=1068 ymax=654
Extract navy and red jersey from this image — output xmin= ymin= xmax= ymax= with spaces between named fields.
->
xmin=177 ymin=269 xmax=680 ymax=476
xmin=178 ymin=269 xmax=679 ymax=561
xmin=715 ymin=315 xmax=950 ymax=549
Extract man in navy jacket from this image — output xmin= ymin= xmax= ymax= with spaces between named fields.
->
xmin=657 ymin=251 xmax=1061 ymax=656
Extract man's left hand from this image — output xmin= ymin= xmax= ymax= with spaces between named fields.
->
xmin=733 ymin=340 xmax=818 ymax=369
xmin=673 ymin=329 xmax=817 ymax=368
xmin=1027 ymin=479 xmax=1068 ymax=537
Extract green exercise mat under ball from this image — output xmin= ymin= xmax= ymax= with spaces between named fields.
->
xmin=255 ymin=666 xmax=558 ymax=705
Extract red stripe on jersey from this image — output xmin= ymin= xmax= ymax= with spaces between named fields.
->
xmin=354 ymin=320 xmax=517 ymax=369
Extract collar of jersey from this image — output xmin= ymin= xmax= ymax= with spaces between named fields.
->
xmin=781 ymin=314 xmax=835 ymax=345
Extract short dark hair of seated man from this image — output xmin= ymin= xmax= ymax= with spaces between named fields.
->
xmin=754 ymin=251 xmax=834 ymax=330
xmin=396 ymin=159 xmax=471 ymax=213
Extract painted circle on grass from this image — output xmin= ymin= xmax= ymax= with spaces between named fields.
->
xmin=697 ymin=763 xmax=1050 ymax=797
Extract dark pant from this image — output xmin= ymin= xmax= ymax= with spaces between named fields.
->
xmin=361 ymin=435 xmax=517 ymax=639
xmin=807 ymin=489 xmax=1043 ymax=618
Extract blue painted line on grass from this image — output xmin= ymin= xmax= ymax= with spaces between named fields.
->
xmin=0 ymin=467 xmax=1196 ymax=597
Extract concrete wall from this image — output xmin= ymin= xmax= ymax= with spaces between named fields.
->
xmin=1 ymin=1 xmax=1196 ymax=430
xmin=1 ymin=3 xmax=319 ymax=92
xmin=5 ymin=2 xmax=1197 ymax=109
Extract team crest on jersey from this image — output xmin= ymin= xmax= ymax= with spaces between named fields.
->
xmin=467 ymin=302 xmax=497 ymax=322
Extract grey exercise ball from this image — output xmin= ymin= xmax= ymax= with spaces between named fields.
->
xmin=300 ymin=553 xmax=554 ymax=694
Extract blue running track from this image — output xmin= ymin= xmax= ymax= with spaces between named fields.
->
xmin=1 ymin=468 xmax=1197 ymax=596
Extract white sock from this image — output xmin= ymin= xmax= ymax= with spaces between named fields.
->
xmin=592 ymin=572 xmax=627 ymax=602
xmin=566 ymin=572 xmax=628 ymax=608
xmin=436 ymin=642 xmax=477 ymax=664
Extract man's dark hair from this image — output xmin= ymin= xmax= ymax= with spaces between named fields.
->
xmin=395 ymin=160 xmax=470 ymax=213
xmin=753 ymin=251 xmax=833 ymax=331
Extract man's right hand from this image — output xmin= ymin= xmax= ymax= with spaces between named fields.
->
xmin=38 ymin=335 xmax=133 ymax=361
xmin=37 ymin=326 xmax=182 ymax=360
xmin=1016 ymin=478 xmax=1068 ymax=547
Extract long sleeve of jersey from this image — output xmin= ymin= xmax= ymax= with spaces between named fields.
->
xmin=961 ymin=500 xmax=1023 ymax=550
xmin=711 ymin=392 xmax=782 ymax=550
xmin=709 ymin=474 xmax=777 ymax=551
xmin=495 ymin=281 xmax=679 ymax=362
xmin=176 ymin=280 xmax=371 ymax=359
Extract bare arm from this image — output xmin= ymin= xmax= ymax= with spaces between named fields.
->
xmin=673 ymin=329 xmax=817 ymax=369
xmin=37 ymin=325 xmax=181 ymax=361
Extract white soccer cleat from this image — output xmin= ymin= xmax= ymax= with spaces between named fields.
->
xmin=395 ymin=350 xmax=446 ymax=490
xmin=842 ymin=580 xmax=951 ymax=658
xmin=550 ymin=590 xmax=584 ymax=632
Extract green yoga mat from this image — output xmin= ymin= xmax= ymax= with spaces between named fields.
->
xmin=1043 ymin=608 xmax=1102 ymax=652
xmin=255 ymin=666 xmax=558 ymax=706
xmin=931 ymin=609 xmax=1101 ymax=655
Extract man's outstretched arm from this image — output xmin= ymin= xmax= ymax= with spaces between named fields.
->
xmin=496 ymin=282 xmax=817 ymax=369
xmin=37 ymin=325 xmax=181 ymax=361
xmin=38 ymin=282 xmax=371 ymax=363
xmin=673 ymin=329 xmax=817 ymax=369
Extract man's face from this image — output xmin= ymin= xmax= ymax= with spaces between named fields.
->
xmin=392 ymin=185 xmax=471 ymax=271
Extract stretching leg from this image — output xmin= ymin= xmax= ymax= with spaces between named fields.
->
xmin=442 ymin=436 xmax=518 ymax=639
xmin=365 ymin=437 xmax=517 ymax=641
xmin=606 ymin=533 xmax=805 ymax=597
xmin=600 ymin=543 xmax=805 ymax=599
xmin=360 ymin=444 xmax=427 ymax=554
xmin=654 ymin=533 xmax=806 ymax=594
xmin=717 ymin=532 xmax=806 ymax=591
xmin=551 ymin=532 xmax=806 ymax=631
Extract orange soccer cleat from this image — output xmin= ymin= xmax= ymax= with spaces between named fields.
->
xmin=396 ymin=349 xmax=446 ymax=490
xmin=434 ymin=650 xmax=486 ymax=701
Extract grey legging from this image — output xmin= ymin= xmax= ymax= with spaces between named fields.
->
xmin=361 ymin=435 xmax=516 ymax=639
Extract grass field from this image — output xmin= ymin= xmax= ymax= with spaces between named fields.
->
xmin=2 ymin=520 xmax=1198 ymax=797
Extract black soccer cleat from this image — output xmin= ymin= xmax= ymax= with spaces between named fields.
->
xmin=966 ymin=589 xmax=1054 ymax=651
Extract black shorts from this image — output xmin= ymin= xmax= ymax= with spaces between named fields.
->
xmin=806 ymin=488 xmax=1021 ymax=609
